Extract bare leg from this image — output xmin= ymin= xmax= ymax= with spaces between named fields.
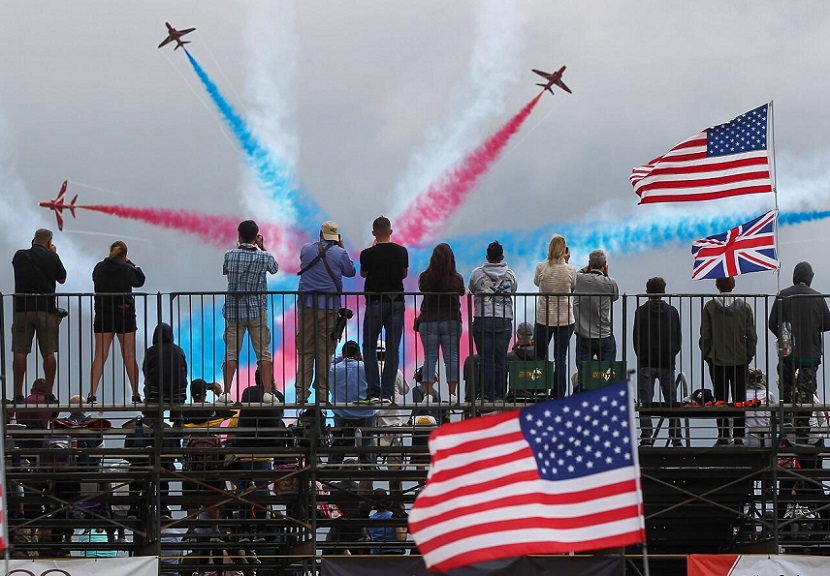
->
xmin=89 ymin=332 xmax=115 ymax=398
xmin=116 ymin=332 xmax=140 ymax=396
xmin=222 ymin=360 xmax=238 ymax=395
xmin=447 ymin=381 xmax=458 ymax=396
xmin=259 ymin=360 xmax=274 ymax=393
xmin=43 ymin=353 xmax=57 ymax=396
xmin=13 ymin=353 xmax=27 ymax=398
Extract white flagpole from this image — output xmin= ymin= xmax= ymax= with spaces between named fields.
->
xmin=769 ymin=100 xmax=780 ymax=293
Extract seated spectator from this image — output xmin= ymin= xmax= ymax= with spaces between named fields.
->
xmin=507 ymin=322 xmax=537 ymax=362
xmin=367 ymin=488 xmax=407 ymax=554
xmin=17 ymin=378 xmax=57 ymax=444
xmin=744 ymin=368 xmax=776 ymax=447
xmin=142 ymin=322 xmax=188 ymax=406
xmin=328 ymin=341 xmax=378 ymax=467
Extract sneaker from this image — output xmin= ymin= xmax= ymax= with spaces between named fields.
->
xmin=13 ymin=395 xmax=26 ymax=404
xmin=380 ymin=397 xmax=393 ymax=405
xmin=216 ymin=392 xmax=233 ymax=404
xmin=261 ymin=392 xmax=278 ymax=404
xmin=131 ymin=394 xmax=143 ymax=404
xmin=46 ymin=394 xmax=58 ymax=404
xmin=639 ymin=439 xmax=654 ymax=447
xmin=353 ymin=397 xmax=381 ymax=406
xmin=713 ymin=439 xmax=729 ymax=447
xmin=671 ymin=439 xmax=684 ymax=447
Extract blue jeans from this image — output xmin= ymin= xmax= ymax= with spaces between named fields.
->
xmin=637 ymin=366 xmax=679 ymax=442
xmin=362 ymin=300 xmax=405 ymax=399
xmin=418 ymin=320 xmax=462 ymax=386
xmin=329 ymin=416 xmax=375 ymax=466
xmin=534 ymin=323 xmax=574 ymax=398
xmin=575 ymin=335 xmax=616 ymax=368
xmin=472 ymin=317 xmax=512 ymax=400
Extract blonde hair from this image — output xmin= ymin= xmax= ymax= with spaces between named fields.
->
xmin=546 ymin=234 xmax=567 ymax=262
xmin=108 ymin=240 xmax=128 ymax=259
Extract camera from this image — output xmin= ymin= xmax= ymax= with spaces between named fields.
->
xmin=56 ymin=307 xmax=69 ymax=320
xmin=331 ymin=307 xmax=354 ymax=342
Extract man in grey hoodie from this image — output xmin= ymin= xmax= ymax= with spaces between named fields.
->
xmin=468 ymin=241 xmax=517 ymax=401
xmin=769 ymin=262 xmax=830 ymax=442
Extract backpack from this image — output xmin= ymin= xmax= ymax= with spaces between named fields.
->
xmin=182 ymin=434 xmax=224 ymax=471
xmin=41 ymin=435 xmax=75 ymax=470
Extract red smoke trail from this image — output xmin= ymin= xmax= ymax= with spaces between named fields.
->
xmin=82 ymin=204 xmax=308 ymax=273
xmin=395 ymin=93 xmax=544 ymax=247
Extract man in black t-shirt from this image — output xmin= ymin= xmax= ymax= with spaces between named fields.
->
xmin=359 ymin=216 xmax=408 ymax=402
xmin=11 ymin=228 xmax=67 ymax=403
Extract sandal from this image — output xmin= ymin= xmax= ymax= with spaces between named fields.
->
xmin=86 ymin=394 xmax=97 ymax=404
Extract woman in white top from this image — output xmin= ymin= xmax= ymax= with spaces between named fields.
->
xmin=533 ymin=234 xmax=577 ymax=398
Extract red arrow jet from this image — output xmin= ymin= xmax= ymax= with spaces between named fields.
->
xmin=158 ymin=22 xmax=196 ymax=50
xmin=39 ymin=181 xmax=77 ymax=231
xmin=532 ymin=65 xmax=572 ymax=95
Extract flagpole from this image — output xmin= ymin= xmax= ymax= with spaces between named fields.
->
xmin=769 ymin=100 xmax=780 ymax=294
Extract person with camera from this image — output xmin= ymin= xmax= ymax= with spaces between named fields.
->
xmin=87 ymin=240 xmax=146 ymax=404
xmin=296 ymin=220 xmax=356 ymax=405
xmin=11 ymin=228 xmax=67 ymax=404
xmin=219 ymin=220 xmax=279 ymax=404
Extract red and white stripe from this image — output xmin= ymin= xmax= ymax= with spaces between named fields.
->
xmin=631 ymin=132 xmax=772 ymax=204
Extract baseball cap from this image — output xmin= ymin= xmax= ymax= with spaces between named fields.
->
xmin=516 ymin=322 xmax=534 ymax=338
xmin=321 ymin=221 xmax=340 ymax=241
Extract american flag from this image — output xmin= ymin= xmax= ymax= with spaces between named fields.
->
xmin=691 ymin=210 xmax=779 ymax=280
xmin=631 ymin=104 xmax=773 ymax=203
xmin=408 ymin=381 xmax=645 ymax=572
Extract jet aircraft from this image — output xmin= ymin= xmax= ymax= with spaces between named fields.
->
xmin=532 ymin=66 xmax=572 ymax=95
xmin=158 ymin=22 xmax=196 ymax=50
xmin=39 ymin=181 xmax=77 ymax=231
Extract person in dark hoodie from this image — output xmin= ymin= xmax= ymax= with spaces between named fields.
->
xmin=700 ymin=276 xmax=757 ymax=446
xmin=633 ymin=277 xmax=682 ymax=447
xmin=87 ymin=240 xmax=146 ymax=404
xmin=143 ymin=322 xmax=188 ymax=406
xmin=468 ymin=241 xmax=518 ymax=401
xmin=768 ymin=261 xmax=830 ymax=442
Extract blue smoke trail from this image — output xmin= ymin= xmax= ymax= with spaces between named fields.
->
xmin=445 ymin=209 xmax=830 ymax=275
xmin=184 ymin=50 xmax=324 ymax=230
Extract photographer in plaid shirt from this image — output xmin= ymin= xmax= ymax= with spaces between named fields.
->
xmin=218 ymin=220 xmax=279 ymax=404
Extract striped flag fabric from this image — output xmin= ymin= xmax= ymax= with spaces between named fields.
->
xmin=631 ymin=104 xmax=773 ymax=203
xmin=691 ymin=210 xmax=779 ymax=280
xmin=408 ymin=381 xmax=645 ymax=572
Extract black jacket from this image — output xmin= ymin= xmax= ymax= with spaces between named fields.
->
xmin=633 ymin=298 xmax=682 ymax=370
xmin=769 ymin=262 xmax=830 ymax=364
xmin=92 ymin=256 xmax=145 ymax=314
xmin=143 ymin=323 xmax=188 ymax=403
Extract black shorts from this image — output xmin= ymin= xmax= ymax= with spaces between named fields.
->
xmin=94 ymin=309 xmax=137 ymax=334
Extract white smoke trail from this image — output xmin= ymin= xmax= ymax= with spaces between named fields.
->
xmin=0 ymin=112 xmax=96 ymax=294
xmin=241 ymin=1 xmax=301 ymax=225
xmin=391 ymin=0 xmax=526 ymax=214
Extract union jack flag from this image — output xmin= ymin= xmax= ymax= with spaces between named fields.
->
xmin=691 ymin=210 xmax=779 ymax=280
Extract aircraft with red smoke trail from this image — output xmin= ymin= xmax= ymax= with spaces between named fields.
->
xmin=38 ymin=180 xmax=77 ymax=231
xmin=532 ymin=66 xmax=572 ymax=95
xmin=158 ymin=22 xmax=195 ymax=50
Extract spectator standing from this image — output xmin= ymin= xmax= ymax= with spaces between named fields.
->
xmin=768 ymin=262 xmax=830 ymax=443
xmin=219 ymin=220 xmax=279 ymax=404
xmin=700 ymin=276 xmax=757 ymax=445
xmin=533 ymin=234 xmax=577 ymax=398
xmin=11 ymin=228 xmax=67 ymax=403
xmin=329 ymin=341 xmax=378 ymax=467
xmin=296 ymin=221 xmax=356 ymax=405
xmin=469 ymin=241 xmax=517 ymax=401
xmin=87 ymin=240 xmax=145 ymax=404
xmin=573 ymin=249 xmax=619 ymax=369
xmin=417 ymin=243 xmax=465 ymax=400
xmin=360 ymin=216 xmax=409 ymax=403
xmin=633 ymin=277 xmax=682 ymax=447
xmin=142 ymin=322 xmax=188 ymax=405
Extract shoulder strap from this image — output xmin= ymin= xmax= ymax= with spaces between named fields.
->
xmin=297 ymin=242 xmax=335 ymax=276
